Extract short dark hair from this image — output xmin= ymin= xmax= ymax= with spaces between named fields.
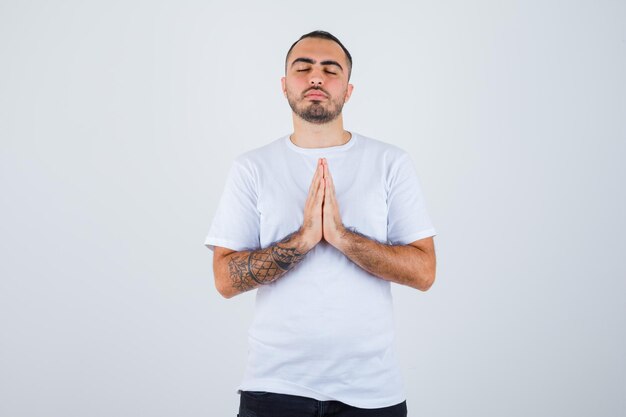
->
xmin=285 ymin=30 xmax=353 ymax=80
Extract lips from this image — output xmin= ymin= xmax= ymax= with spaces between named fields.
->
xmin=305 ymin=90 xmax=327 ymax=99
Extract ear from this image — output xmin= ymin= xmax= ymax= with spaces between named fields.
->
xmin=343 ymin=83 xmax=354 ymax=103
xmin=281 ymin=77 xmax=287 ymax=97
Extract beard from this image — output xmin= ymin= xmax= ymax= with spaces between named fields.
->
xmin=287 ymin=88 xmax=346 ymax=124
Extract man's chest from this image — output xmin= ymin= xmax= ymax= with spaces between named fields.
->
xmin=256 ymin=161 xmax=389 ymax=244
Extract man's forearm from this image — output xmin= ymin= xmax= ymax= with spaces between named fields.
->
xmin=334 ymin=228 xmax=435 ymax=291
xmin=220 ymin=229 xmax=312 ymax=298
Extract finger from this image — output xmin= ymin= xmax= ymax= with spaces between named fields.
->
xmin=324 ymin=158 xmax=334 ymax=188
xmin=314 ymin=167 xmax=324 ymax=199
xmin=317 ymin=177 xmax=325 ymax=202
xmin=323 ymin=159 xmax=334 ymax=201
xmin=323 ymin=171 xmax=333 ymax=208
xmin=307 ymin=159 xmax=323 ymax=197
xmin=315 ymin=161 xmax=324 ymax=191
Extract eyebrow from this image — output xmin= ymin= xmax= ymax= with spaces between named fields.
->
xmin=291 ymin=57 xmax=344 ymax=71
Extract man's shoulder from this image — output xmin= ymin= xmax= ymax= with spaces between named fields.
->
xmin=354 ymin=132 xmax=409 ymax=160
xmin=232 ymin=135 xmax=286 ymax=167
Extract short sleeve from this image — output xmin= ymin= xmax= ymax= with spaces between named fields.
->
xmin=204 ymin=158 xmax=260 ymax=252
xmin=386 ymin=152 xmax=436 ymax=245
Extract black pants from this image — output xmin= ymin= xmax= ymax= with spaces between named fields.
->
xmin=238 ymin=391 xmax=408 ymax=417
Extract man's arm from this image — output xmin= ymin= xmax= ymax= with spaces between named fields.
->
xmin=334 ymin=231 xmax=436 ymax=291
xmin=319 ymin=158 xmax=436 ymax=291
xmin=213 ymin=158 xmax=326 ymax=299
xmin=213 ymin=229 xmax=314 ymax=299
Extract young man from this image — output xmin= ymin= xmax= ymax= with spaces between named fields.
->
xmin=205 ymin=30 xmax=436 ymax=417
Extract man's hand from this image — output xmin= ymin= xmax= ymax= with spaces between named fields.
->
xmin=298 ymin=158 xmax=325 ymax=251
xmin=321 ymin=158 xmax=347 ymax=247
xmin=296 ymin=157 xmax=435 ymax=291
xmin=318 ymin=158 xmax=436 ymax=290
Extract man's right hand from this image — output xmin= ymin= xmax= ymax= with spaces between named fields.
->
xmin=299 ymin=158 xmax=325 ymax=251
xmin=213 ymin=158 xmax=326 ymax=299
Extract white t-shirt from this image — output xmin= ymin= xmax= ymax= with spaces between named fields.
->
xmin=204 ymin=132 xmax=436 ymax=408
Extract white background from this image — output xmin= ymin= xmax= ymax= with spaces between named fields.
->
xmin=1 ymin=1 xmax=625 ymax=416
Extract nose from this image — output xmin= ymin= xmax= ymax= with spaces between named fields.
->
xmin=309 ymin=69 xmax=323 ymax=87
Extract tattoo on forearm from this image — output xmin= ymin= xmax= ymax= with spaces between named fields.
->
xmin=227 ymin=231 xmax=308 ymax=292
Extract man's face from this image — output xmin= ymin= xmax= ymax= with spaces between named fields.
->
xmin=281 ymin=37 xmax=353 ymax=124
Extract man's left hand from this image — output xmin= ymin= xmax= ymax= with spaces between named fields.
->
xmin=321 ymin=158 xmax=347 ymax=248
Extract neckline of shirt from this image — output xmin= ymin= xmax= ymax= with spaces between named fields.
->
xmin=284 ymin=131 xmax=359 ymax=154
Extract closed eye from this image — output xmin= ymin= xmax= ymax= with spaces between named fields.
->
xmin=295 ymin=69 xmax=337 ymax=74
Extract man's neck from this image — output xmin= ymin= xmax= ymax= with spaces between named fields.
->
xmin=289 ymin=114 xmax=351 ymax=149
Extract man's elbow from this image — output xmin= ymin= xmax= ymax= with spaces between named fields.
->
xmin=213 ymin=264 xmax=236 ymax=299
xmin=409 ymin=245 xmax=436 ymax=292
xmin=415 ymin=269 xmax=436 ymax=292
xmin=215 ymin=276 xmax=236 ymax=299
